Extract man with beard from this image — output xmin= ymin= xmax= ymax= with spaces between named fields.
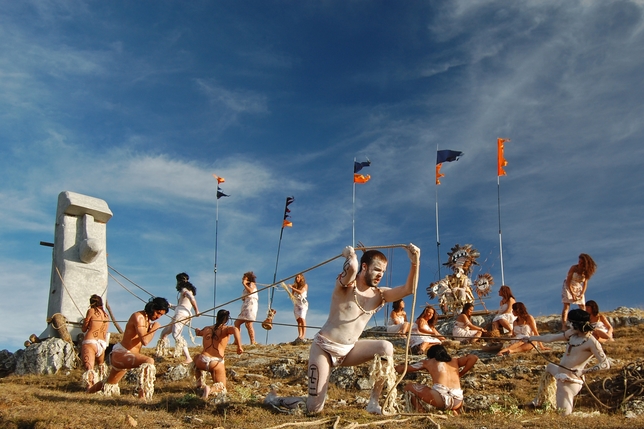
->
xmin=306 ymin=244 xmax=420 ymax=414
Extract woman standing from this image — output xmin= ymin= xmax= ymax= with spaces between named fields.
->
xmin=409 ymin=305 xmax=444 ymax=355
xmin=235 ymin=271 xmax=259 ymax=345
xmin=288 ymin=273 xmax=309 ymax=343
xmin=561 ymin=254 xmax=597 ymax=330
xmin=157 ymin=274 xmax=200 ymax=363
xmin=491 ymin=285 xmax=516 ymax=334
xmin=387 ymin=299 xmax=410 ymax=336
xmin=452 ymin=303 xmax=486 ymax=344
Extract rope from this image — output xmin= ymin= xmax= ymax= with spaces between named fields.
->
xmin=108 ymin=265 xmax=155 ymax=298
xmin=54 ymin=266 xmax=85 ymax=318
xmin=383 ymin=251 xmax=419 ymax=411
xmin=108 ymin=272 xmax=147 ymax=303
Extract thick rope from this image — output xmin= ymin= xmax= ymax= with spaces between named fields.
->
xmin=383 ymin=250 xmax=420 ymax=409
xmin=108 ymin=265 xmax=155 ymax=298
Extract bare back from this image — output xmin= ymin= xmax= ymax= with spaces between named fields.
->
xmin=198 ymin=326 xmax=234 ymax=359
xmin=425 ymin=358 xmax=461 ymax=389
xmin=83 ymin=308 xmax=109 ymax=342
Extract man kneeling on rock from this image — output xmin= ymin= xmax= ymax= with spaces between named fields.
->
xmin=395 ymin=344 xmax=478 ymax=413
xmin=88 ymin=297 xmax=169 ymax=400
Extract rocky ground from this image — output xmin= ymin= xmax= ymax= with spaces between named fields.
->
xmin=2 ymin=307 xmax=644 ymax=428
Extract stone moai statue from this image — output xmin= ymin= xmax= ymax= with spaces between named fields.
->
xmin=40 ymin=191 xmax=113 ymax=341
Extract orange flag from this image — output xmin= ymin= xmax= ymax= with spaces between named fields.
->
xmin=212 ymin=174 xmax=225 ymax=184
xmin=354 ymin=174 xmax=371 ymax=184
xmin=282 ymin=220 xmax=293 ymax=228
xmin=497 ymin=138 xmax=510 ymax=176
xmin=436 ymin=164 xmax=445 ymax=185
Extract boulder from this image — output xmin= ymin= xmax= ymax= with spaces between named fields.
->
xmin=14 ymin=338 xmax=77 ymax=375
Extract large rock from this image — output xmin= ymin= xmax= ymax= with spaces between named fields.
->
xmin=0 ymin=350 xmax=17 ymax=377
xmin=14 ymin=338 xmax=77 ymax=375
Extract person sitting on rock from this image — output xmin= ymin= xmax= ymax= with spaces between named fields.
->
xmin=193 ymin=309 xmax=243 ymax=400
xmin=585 ymin=300 xmax=614 ymax=343
xmin=386 ymin=299 xmax=411 ymax=336
xmin=409 ymin=305 xmax=444 ymax=355
xmin=88 ymin=297 xmax=169 ymax=401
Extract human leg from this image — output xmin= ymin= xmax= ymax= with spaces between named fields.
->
xmin=233 ymin=319 xmax=244 ymax=344
xmin=561 ymin=303 xmax=571 ymax=330
xmin=404 ymin=383 xmax=444 ymax=410
xmin=343 ymin=340 xmax=394 ymax=414
xmin=306 ymin=342 xmax=332 ymax=413
xmin=245 ymin=321 xmax=256 ymax=345
xmin=297 ymin=317 xmax=305 ymax=339
xmin=555 ymin=380 xmax=583 ymax=416
xmin=81 ymin=343 xmax=98 ymax=388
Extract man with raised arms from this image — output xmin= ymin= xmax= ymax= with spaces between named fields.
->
xmin=88 ymin=297 xmax=169 ymax=401
xmin=306 ymin=243 xmax=420 ymax=414
xmin=395 ymin=344 xmax=478 ymax=413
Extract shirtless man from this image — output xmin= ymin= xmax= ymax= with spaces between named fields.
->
xmin=524 ymin=309 xmax=610 ymax=415
xmin=193 ymin=309 xmax=243 ymax=399
xmin=81 ymin=294 xmax=110 ymax=389
xmin=88 ymin=297 xmax=169 ymax=400
xmin=395 ymin=344 xmax=478 ymax=413
xmin=306 ymin=243 xmax=420 ymax=414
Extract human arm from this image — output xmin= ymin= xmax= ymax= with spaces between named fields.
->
xmin=182 ymin=289 xmax=200 ymax=315
xmin=136 ymin=313 xmax=160 ymax=346
xmin=337 ymin=246 xmax=359 ymax=288
xmin=82 ymin=309 xmax=92 ymax=333
xmin=395 ymin=360 xmax=427 ymax=374
xmin=565 ymin=266 xmax=576 ymax=297
xmin=581 ymin=338 xmax=610 ymax=374
xmin=382 ymin=243 xmax=420 ymax=302
xmin=528 ymin=331 xmax=567 ymax=344
xmin=599 ymin=315 xmax=614 ymax=339
xmin=526 ymin=316 xmax=548 ymax=350
xmin=291 ymin=283 xmax=307 ymax=295
xmin=458 ymin=314 xmax=486 ymax=333
xmin=457 ymin=354 xmax=478 ymax=378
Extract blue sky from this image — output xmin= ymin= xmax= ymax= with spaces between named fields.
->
xmin=2 ymin=1 xmax=644 ymax=351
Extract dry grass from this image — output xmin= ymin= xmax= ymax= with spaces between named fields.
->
xmin=2 ymin=321 xmax=644 ymax=428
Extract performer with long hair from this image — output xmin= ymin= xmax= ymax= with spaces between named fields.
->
xmin=157 ymin=273 xmax=200 ymax=363
xmin=561 ymin=254 xmax=596 ymax=330
xmin=194 ymin=309 xmax=243 ymax=399
xmin=81 ymin=294 xmax=110 ymax=389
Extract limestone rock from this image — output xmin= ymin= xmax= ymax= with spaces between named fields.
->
xmin=0 ymin=350 xmax=17 ymax=377
xmin=14 ymin=338 xmax=77 ymax=375
xmin=165 ymin=364 xmax=190 ymax=381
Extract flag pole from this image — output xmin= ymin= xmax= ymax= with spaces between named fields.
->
xmin=496 ymin=138 xmax=509 ymax=286
xmin=266 ymin=196 xmax=294 ymax=344
xmin=266 ymin=225 xmax=285 ymax=344
xmin=497 ymin=175 xmax=505 ymax=286
xmin=435 ymin=145 xmax=441 ymax=278
xmin=213 ymin=192 xmax=219 ymax=321
xmin=352 ymin=157 xmax=356 ymax=246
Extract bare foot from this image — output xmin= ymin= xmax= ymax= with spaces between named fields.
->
xmin=183 ymin=359 xmax=193 ymax=364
